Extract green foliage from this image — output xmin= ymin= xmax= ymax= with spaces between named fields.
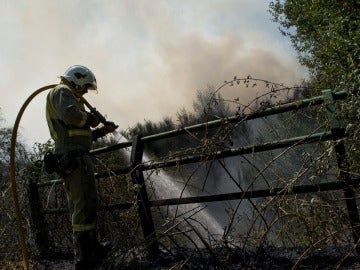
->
xmin=269 ymin=0 xmax=360 ymax=175
xmin=269 ymin=0 xmax=360 ymax=91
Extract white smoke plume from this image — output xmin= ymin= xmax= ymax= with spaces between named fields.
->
xmin=0 ymin=0 xmax=306 ymax=146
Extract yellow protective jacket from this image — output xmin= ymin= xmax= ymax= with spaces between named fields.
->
xmin=46 ymin=83 xmax=93 ymax=154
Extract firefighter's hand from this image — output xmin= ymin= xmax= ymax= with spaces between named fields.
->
xmin=102 ymin=121 xmax=118 ymax=134
xmin=92 ymin=121 xmax=118 ymax=140
xmin=86 ymin=112 xmax=101 ymax=127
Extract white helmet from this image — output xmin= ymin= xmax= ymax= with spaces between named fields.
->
xmin=61 ymin=65 xmax=97 ymax=91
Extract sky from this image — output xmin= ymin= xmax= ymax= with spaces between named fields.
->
xmin=0 ymin=0 xmax=307 ymax=147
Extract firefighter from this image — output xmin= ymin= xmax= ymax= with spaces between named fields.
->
xmin=45 ymin=65 xmax=117 ymax=269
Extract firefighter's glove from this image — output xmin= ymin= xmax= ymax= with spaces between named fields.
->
xmin=103 ymin=121 xmax=118 ymax=133
xmin=86 ymin=112 xmax=101 ymax=127
xmin=92 ymin=121 xmax=118 ymax=140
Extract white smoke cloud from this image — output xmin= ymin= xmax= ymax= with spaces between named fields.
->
xmin=0 ymin=0 xmax=306 ymax=146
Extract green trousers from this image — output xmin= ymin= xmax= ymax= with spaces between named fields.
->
xmin=63 ymin=154 xmax=99 ymax=260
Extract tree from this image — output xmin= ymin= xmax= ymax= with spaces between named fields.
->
xmin=269 ymin=0 xmax=360 ymax=92
xmin=269 ymin=0 xmax=360 ymax=174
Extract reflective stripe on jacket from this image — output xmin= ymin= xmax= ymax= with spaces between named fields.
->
xmin=72 ymin=222 xmax=96 ymax=232
xmin=46 ymin=84 xmax=93 ymax=154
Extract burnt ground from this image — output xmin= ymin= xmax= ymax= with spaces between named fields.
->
xmin=5 ymin=246 xmax=360 ymax=269
xmin=106 ymin=246 xmax=359 ymax=270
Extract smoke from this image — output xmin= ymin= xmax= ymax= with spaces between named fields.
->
xmin=0 ymin=0 xmax=306 ymax=146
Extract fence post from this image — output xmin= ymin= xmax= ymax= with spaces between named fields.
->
xmin=27 ymin=164 xmax=49 ymax=257
xmin=130 ymin=135 xmax=158 ymax=256
xmin=323 ymin=90 xmax=360 ymax=252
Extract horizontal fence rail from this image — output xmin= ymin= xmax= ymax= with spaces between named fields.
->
xmin=40 ymin=181 xmax=349 ymax=215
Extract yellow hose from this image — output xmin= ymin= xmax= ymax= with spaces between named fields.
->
xmin=10 ymin=84 xmax=57 ymax=270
